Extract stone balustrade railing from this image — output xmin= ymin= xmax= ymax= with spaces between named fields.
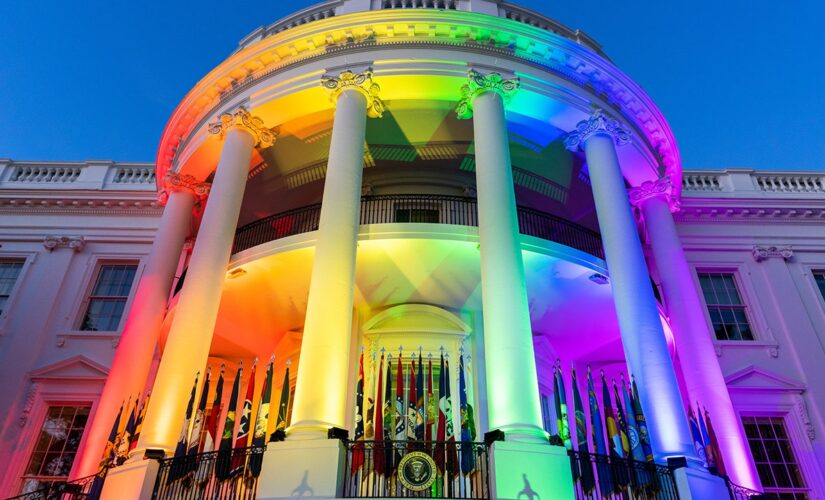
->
xmin=682 ymin=169 xmax=825 ymax=197
xmin=0 ymin=160 xmax=156 ymax=191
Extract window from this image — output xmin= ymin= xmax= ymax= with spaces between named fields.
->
xmin=79 ymin=263 xmax=137 ymax=331
xmin=0 ymin=259 xmax=24 ymax=315
xmin=814 ymin=272 xmax=825 ymax=302
xmin=698 ymin=272 xmax=754 ymax=341
xmin=20 ymin=406 xmax=90 ymax=494
xmin=742 ymin=416 xmax=808 ymax=499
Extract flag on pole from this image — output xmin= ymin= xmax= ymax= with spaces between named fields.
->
xmin=250 ymin=357 xmax=274 ymax=477
xmin=407 ymin=357 xmax=417 ymax=442
xmin=216 ymin=362 xmax=242 ymax=480
xmin=588 ymin=367 xmax=612 ymax=495
xmin=572 ymin=366 xmax=595 ymax=494
xmin=175 ymin=373 xmax=199 ymax=459
xmin=129 ymin=392 xmax=150 ymax=452
xmin=621 ymin=375 xmax=645 ymax=463
xmin=394 ymin=351 xmax=406 ymax=463
xmin=556 ymin=361 xmax=572 ymax=450
xmin=459 ymin=351 xmax=476 ymax=475
xmin=553 ymin=365 xmax=563 ymax=441
xmin=444 ymin=356 xmax=458 ymax=476
xmin=231 ymin=360 xmax=257 ymax=475
xmin=698 ymin=404 xmax=716 ymax=472
xmin=202 ymin=367 xmax=224 ymax=453
xmin=383 ymin=353 xmax=395 ymax=476
xmin=688 ymin=405 xmax=708 ymax=467
xmin=116 ymin=396 xmax=138 ymax=464
xmin=88 ymin=402 xmax=124 ymax=500
xmin=602 ymin=371 xmax=628 ymax=492
xmin=631 ymin=376 xmax=654 ymax=461
xmin=426 ymin=354 xmax=435 ymax=444
xmin=352 ymin=351 xmax=366 ymax=473
xmin=612 ymin=380 xmax=631 ymax=457
xmin=704 ymin=408 xmax=727 ymax=476
xmin=436 ymin=351 xmax=447 ymax=473
xmin=373 ymin=353 xmax=386 ymax=476
xmin=188 ymin=368 xmax=211 ymax=457
xmin=274 ymin=361 xmax=291 ymax=433
xmin=415 ymin=350 xmax=425 ymax=442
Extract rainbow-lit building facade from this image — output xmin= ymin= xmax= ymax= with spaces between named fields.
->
xmin=1 ymin=1 xmax=824 ymax=498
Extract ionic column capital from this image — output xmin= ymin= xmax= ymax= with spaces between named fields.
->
xmin=157 ymin=172 xmax=211 ymax=206
xmin=752 ymin=245 xmax=794 ymax=262
xmin=563 ymin=109 xmax=631 ymax=151
xmin=321 ymin=69 xmax=384 ymax=118
xmin=455 ymin=69 xmax=520 ymax=119
xmin=207 ymin=107 xmax=276 ymax=147
xmin=628 ymin=176 xmax=680 ymax=212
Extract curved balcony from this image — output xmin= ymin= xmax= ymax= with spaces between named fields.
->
xmin=233 ymin=194 xmax=604 ymax=259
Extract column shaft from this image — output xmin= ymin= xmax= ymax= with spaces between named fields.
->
xmin=290 ymin=89 xmax=367 ymax=435
xmin=137 ymin=127 xmax=254 ymax=452
xmin=75 ymin=190 xmax=196 ymax=476
xmin=640 ymin=195 xmax=761 ymax=488
xmin=473 ymin=91 xmax=544 ymax=440
xmin=584 ymin=132 xmax=695 ymax=460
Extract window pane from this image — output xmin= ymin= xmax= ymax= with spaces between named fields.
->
xmin=814 ymin=273 xmax=825 ymax=301
xmin=81 ymin=264 xmax=136 ymax=331
xmin=0 ymin=260 xmax=24 ymax=315
xmin=743 ymin=416 xmax=808 ymax=496
xmin=22 ymin=406 xmax=90 ymax=493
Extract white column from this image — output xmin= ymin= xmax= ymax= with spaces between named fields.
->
xmin=136 ymin=108 xmax=274 ymax=453
xmin=457 ymin=70 xmax=545 ymax=441
xmin=75 ymin=177 xmax=205 ymax=476
xmin=564 ymin=110 xmax=696 ymax=461
xmin=631 ymin=179 xmax=761 ymax=489
xmin=290 ymin=70 xmax=383 ymax=437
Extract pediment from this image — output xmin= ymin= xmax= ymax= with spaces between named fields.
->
xmin=725 ymin=365 xmax=805 ymax=393
xmin=30 ymin=355 xmax=109 ymax=382
xmin=363 ymin=304 xmax=470 ymax=335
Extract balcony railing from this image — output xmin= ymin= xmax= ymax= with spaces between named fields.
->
xmin=151 ymin=446 xmax=264 ymax=500
xmin=568 ymin=450 xmax=679 ymax=500
xmin=233 ymin=194 xmax=604 ymax=259
xmin=7 ymin=468 xmax=107 ymax=500
xmin=341 ymin=439 xmax=490 ymax=498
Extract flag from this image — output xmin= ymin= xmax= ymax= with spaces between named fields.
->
xmin=352 ymin=351 xmax=366 ymax=473
xmin=556 ymin=362 xmax=572 ymax=450
xmin=129 ymin=393 xmax=150 ymax=452
xmin=250 ymin=357 xmax=273 ymax=477
xmin=602 ymin=371 xmax=628 ymax=491
xmin=231 ymin=361 xmax=256 ymax=475
xmin=373 ymin=353 xmax=386 ymax=476
xmin=202 ymin=367 xmax=224 ymax=453
xmin=216 ymin=363 xmax=242 ymax=481
xmin=407 ymin=358 xmax=417 ymax=442
xmin=621 ymin=375 xmax=645 ymax=463
xmin=88 ymin=402 xmax=124 ymax=500
xmin=426 ymin=355 xmax=435 ymax=443
xmin=444 ymin=357 xmax=458 ymax=476
xmin=415 ymin=351 xmax=425 ymax=442
xmin=436 ymin=352 xmax=447 ymax=473
xmin=588 ymin=367 xmax=612 ymax=495
xmin=275 ymin=362 xmax=291 ymax=432
xmin=553 ymin=366 xmax=563 ymax=442
xmin=688 ymin=405 xmax=707 ymax=467
xmin=383 ymin=354 xmax=395 ymax=476
xmin=572 ymin=367 xmax=595 ymax=494
xmin=175 ymin=374 xmax=199 ymax=459
xmin=612 ymin=380 xmax=631 ymax=457
xmin=631 ymin=376 xmax=654 ymax=461
xmin=704 ymin=408 xmax=727 ymax=476
xmin=394 ymin=352 xmax=405 ymax=465
xmin=117 ymin=397 xmax=138 ymax=464
xmin=698 ymin=405 xmax=716 ymax=472
xmin=459 ymin=352 xmax=477 ymax=475
xmin=188 ymin=368 xmax=211 ymax=457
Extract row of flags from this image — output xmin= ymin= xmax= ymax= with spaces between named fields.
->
xmin=351 ymin=348 xmax=477 ymax=479
xmin=552 ymin=361 xmax=727 ymax=495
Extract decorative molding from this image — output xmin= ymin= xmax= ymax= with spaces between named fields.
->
xmin=43 ymin=235 xmax=85 ymax=253
xmin=752 ymin=245 xmax=793 ymax=262
xmin=563 ymin=109 xmax=632 ymax=151
xmin=714 ymin=341 xmax=780 ymax=359
xmin=157 ymin=172 xmax=211 ymax=206
xmin=321 ymin=69 xmax=384 ymax=118
xmin=794 ymin=397 xmax=815 ymax=441
xmin=674 ymin=200 xmax=825 ymax=225
xmin=207 ymin=107 xmax=276 ymax=148
xmin=628 ymin=176 xmax=679 ymax=212
xmin=455 ymin=69 xmax=520 ymax=119
xmin=19 ymin=382 xmax=39 ymax=427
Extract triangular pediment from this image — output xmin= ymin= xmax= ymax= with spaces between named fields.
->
xmin=725 ymin=365 xmax=805 ymax=393
xmin=30 ymin=355 xmax=109 ymax=382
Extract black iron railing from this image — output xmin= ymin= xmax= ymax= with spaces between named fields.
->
xmin=233 ymin=194 xmax=604 ymax=259
xmin=568 ymin=450 xmax=679 ymax=500
xmin=8 ymin=468 xmax=107 ymax=500
xmin=341 ymin=439 xmax=490 ymax=498
xmin=151 ymin=446 xmax=264 ymax=500
xmin=725 ymin=478 xmax=779 ymax=500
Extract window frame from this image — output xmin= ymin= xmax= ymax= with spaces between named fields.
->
xmin=0 ymin=254 xmax=34 ymax=331
xmin=695 ymin=269 xmax=757 ymax=341
xmin=741 ymin=414 xmax=810 ymax=498
xmin=811 ymin=271 xmax=825 ymax=304
xmin=75 ymin=260 xmax=140 ymax=332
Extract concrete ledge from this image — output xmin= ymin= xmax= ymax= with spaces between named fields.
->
xmin=256 ymin=439 xmax=345 ymax=499
xmin=100 ymin=458 xmax=160 ymax=500
xmin=490 ymin=441 xmax=575 ymax=500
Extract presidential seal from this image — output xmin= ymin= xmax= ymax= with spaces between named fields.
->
xmin=398 ymin=451 xmax=436 ymax=492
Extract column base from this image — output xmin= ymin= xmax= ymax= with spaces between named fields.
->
xmin=256 ymin=438 xmax=345 ymax=499
xmin=490 ymin=441 xmax=575 ymax=500
xmin=671 ymin=461 xmax=730 ymax=500
xmin=100 ymin=458 xmax=160 ymax=500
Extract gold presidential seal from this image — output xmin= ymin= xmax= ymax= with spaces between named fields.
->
xmin=398 ymin=451 xmax=436 ymax=492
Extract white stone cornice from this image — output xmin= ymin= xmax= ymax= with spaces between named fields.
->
xmin=455 ymin=69 xmax=520 ymax=119
xmin=674 ymin=198 xmax=825 ymax=225
xmin=321 ymin=69 xmax=385 ymax=118
xmin=563 ymin=109 xmax=632 ymax=151
xmin=752 ymin=245 xmax=793 ymax=262
xmin=43 ymin=235 xmax=85 ymax=253
xmin=628 ymin=176 xmax=679 ymax=212
xmin=207 ymin=107 xmax=276 ymax=147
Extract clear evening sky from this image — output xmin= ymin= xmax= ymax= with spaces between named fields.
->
xmin=1 ymin=1 xmax=822 ymax=171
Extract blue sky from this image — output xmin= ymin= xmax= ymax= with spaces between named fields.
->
xmin=0 ymin=0 xmax=822 ymax=170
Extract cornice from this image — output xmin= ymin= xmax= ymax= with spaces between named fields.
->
xmin=0 ymin=195 xmax=162 ymax=216
xmin=675 ymin=198 xmax=825 ymax=225
xmin=157 ymin=9 xmax=678 ymax=184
